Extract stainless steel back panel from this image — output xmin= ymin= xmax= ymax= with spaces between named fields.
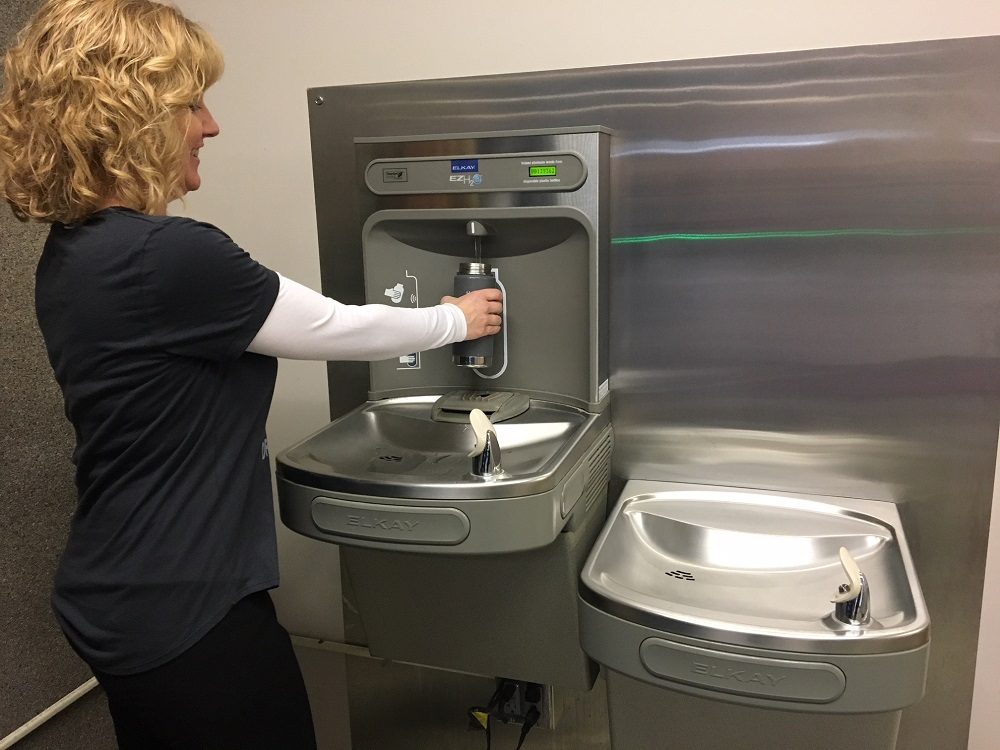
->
xmin=305 ymin=36 xmax=1000 ymax=748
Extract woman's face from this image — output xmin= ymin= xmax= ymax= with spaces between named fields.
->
xmin=182 ymin=99 xmax=220 ymax=193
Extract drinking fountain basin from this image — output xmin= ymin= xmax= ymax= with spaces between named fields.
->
xmin=276 ymin=396 xmax=612 ymax=554
xmin=276 ymin=395 xmax=615 ymax=688
xmin=579 ymin=480 xmax=930 ymax=714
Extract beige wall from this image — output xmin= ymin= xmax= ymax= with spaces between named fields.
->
xmin=172 ymin=2 xmax=1000 ymax=748
xmin=973 ymin=433 xmax=1000 ymax=750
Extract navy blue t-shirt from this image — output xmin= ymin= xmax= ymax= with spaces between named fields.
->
xmin=35 ymin=207 xmax=280 ymax=675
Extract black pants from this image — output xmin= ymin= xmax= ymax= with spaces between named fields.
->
xmin=93 ymin=590 xmax=317 ymax=750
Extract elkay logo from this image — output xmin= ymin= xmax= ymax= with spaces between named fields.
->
xmin=691 ymin=661 xmax=788 ymax=688
xmin=347 ymin=515 xmax=420 ymax=532
xmin=450 ymin=159 xmax=479 ymax=173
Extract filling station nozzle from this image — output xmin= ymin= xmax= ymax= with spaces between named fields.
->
xmin=467 ymin=220 xmax=489 ymax=265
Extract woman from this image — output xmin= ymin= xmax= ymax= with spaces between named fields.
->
xmin=0 ymin=1 xmax=502 ymax=748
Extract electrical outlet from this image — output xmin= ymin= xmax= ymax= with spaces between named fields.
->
xmin=495 ymin=679 xmax=555 ymax=730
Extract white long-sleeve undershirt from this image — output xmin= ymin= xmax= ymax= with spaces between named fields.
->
xmin=246 ymin=273 xmax=467 ymax=361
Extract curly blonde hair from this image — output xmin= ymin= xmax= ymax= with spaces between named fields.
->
xmin=0 ymin=0 xmax=223 ymax=223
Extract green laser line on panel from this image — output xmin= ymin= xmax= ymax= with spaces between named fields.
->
xmin=611 ymin=227 xmax=1000 ymax=244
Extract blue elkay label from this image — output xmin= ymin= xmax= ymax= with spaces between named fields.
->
xmin=450 ymin=159 xmax=479 ymax=173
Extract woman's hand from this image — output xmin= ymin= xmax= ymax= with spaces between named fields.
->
xmin=442 ymin=288 xmax=503 ymax=340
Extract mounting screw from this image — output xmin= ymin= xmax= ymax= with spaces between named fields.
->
xmin=313 ymin=96 xmax=325 ymax=106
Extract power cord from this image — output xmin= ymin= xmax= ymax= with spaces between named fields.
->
xmin=513 ymin=704 xmax=541 ymax=750
xmin=467 ymin=680 xmax=542 ymax=750
xmin=467 ymin=679 xmax=518 ymax=750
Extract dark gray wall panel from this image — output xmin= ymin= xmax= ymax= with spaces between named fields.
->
xmin=1 ymin=1 xmax=115 ymax=746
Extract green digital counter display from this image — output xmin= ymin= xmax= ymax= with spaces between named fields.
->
xmin=528 ymin=165 xmax=558 ymax=177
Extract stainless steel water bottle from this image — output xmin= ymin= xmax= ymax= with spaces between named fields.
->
xmin=452 ymin=262 xmax=498 ymax=368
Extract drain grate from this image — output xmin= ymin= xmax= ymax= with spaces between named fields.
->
xmin=665 ymin=570 xmax=696 ymax=581
xmin=377 ymin=454 xmax=403 ymax=462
